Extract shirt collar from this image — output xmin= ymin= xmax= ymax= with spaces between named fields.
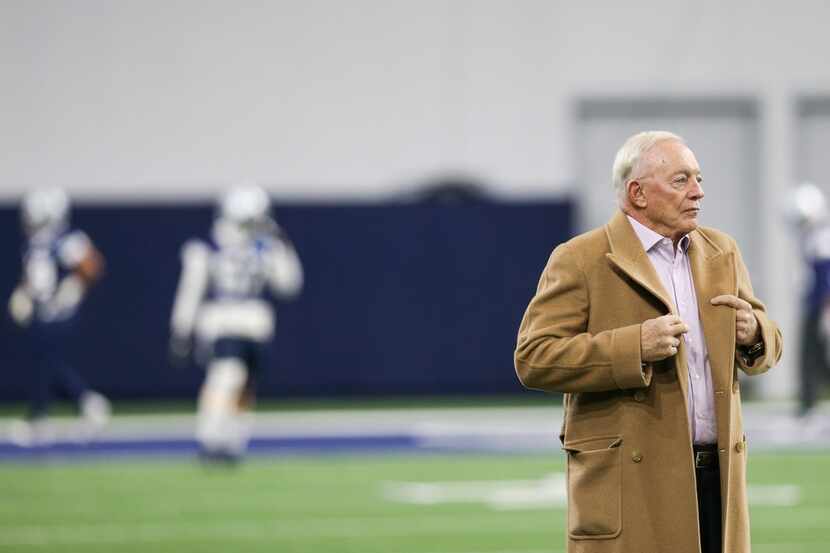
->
xmin=626 ymin=214 xmax=690 ymax=254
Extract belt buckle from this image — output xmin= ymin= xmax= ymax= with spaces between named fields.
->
xmin=694 ymin=450 xmax=714 ymax=468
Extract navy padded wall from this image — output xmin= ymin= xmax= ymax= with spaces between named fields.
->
xmin=0 ymin=201 xmax=573 ymax=400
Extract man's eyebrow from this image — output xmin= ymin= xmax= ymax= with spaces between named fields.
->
xmin=671 ymin=169 xmax=700 ymax=177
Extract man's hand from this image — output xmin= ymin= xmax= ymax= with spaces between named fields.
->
xmin=641 ymin=314 xmax=689 ymax=362
xmin=710 ymin=294 xmax=760 ymax=346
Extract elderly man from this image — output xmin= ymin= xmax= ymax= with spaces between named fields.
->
xmin=515 ymin=131 xmax=782 ymax=553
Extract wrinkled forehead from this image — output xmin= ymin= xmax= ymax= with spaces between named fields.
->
xmin=641 ymin=139 xmax=700 ymax=176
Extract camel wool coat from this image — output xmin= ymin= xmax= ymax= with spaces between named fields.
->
xmin=515 ymin=211 xmax=782 ymax=553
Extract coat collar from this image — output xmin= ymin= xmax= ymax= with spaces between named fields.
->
xmin=604 ymin=210 xmax=674 ymax=313
xmin=626 ymin=214 xmax=691 ymax=256
xmin=604 ymin=210 xmax=728 ymax=311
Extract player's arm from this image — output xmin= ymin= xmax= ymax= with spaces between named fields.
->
xmin=8 ymin=283 xmax=34 ymax=327
xmin=260 ymin=225 xmax=303 ymax=300
xmin=46 ymin=231 xmax=102 ymax=319
xmin=169 ymin=240 xmax=209 ymax=360
xmin=813 ymin=257 xmax=830 ymax=344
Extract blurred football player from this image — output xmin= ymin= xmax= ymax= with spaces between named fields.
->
xmin=170 ymin=184 xmax=303 ymax=463
xmin=790 ymin=182 xmax=830 ymax=419
xmin=7 ymin=187 xmax=110 ymax=446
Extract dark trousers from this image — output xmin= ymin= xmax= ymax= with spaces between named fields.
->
xmin=695 ymin=449 xmax=723 ymax=553
xmin=27 ymin=319 xmax=88 ymax=420
xmin=799 ymin=309 xmax=829 ymax=414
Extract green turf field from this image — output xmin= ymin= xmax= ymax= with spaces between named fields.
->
xmin=0 ymin=451 xmax=828 ymax=552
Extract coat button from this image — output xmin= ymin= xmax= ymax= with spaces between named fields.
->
xmin=735 ymin=441 xmax=745 ymax=453
xmin=633 ymin=390 xmax=646 ymax=402
xmin=632 ymin=450 xmax=643 ymax=463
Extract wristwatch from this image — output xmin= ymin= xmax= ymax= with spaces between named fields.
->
xmin=738 ymin=340 xmax=765 ymax=365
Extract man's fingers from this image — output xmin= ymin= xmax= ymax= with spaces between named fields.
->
xmin=658 ymin=314 xmax=683 ymax=325
xmin=668 ymin=321 xmax=689 ymax=335
xmin=710 ymin=294 xmax=740 ymax=307
xmin=660 ymin=316 xmax=688 ymax=335
xmin=710 ymin=294 xmax=751 ymax=311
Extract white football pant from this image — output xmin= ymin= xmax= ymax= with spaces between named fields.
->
xmin=196 ymin=358 xmax=250 ymax=456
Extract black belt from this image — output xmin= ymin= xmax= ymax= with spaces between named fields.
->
xmin=693 ymin=444 xmax=719 ymax=470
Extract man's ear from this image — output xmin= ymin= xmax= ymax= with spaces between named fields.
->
xmin=627 ymin=180 xmax=647 ymax=208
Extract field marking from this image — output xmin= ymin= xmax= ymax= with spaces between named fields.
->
xmin=0 ymin=513 xmax=552 ymax=547
xmin=391 ymin=550 xmax=558 ymax=553
xmin=1 ymin=504 xmax=826 ymax=548
xmin=748 ymin=506 xmax=830 ymax=527
xmin=383 ymin=473 xmax=567 ymax=510
xmin=747 ymin=484 xmax=801 ymax=506
xmin=3 ymin=402 xmax=830 ymax=453
xmin=753 ymin=543 xmax=830 ymax=552
xmin=384 ymin=474 xmax=802 ymax=510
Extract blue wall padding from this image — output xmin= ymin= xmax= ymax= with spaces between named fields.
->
xmin=0 ymin=201 xmax=573 ymax=400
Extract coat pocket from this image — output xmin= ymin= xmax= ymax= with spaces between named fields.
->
xmin=563 ymin=435 xmax=623 ymax=540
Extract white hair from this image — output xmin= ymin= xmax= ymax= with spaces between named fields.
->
xmin=612 ymin=131 xmax=685 ymax=202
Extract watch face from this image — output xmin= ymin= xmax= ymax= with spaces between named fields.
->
xmin=748 ymin=344 xmax=764 ymax=362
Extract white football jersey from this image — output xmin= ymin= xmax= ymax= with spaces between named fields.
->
xmin=170 ymin=219 xmax=303 ymax=343
xmin=22 ymin=227 xmax=91 ymax=321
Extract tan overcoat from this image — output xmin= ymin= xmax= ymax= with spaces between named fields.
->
xmin=515 ymin=211 xmax=782 ymax=553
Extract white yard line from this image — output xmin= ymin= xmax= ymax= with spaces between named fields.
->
xmin=0 ymin=513 xmax=550 ymax=547
xmin=747 ymin=506 xmax=830 ymax=526
xmin=391 ymin=551 xmax=559 ymax=553
xmin=753 ymin=543 xmax=830 ymax=552
xmin=383 ymin=473 xmax=568 ymax=509
xmin=1 ymin=402 xmax=829 ymax=450
xmin=384 ymin=475 xmax=803 ymax=510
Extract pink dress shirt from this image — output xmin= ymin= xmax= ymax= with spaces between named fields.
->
xmin=627 ymin=215 xmax=718 ymax=445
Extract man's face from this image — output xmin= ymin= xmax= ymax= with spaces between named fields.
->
xmin=631 ymin=140 xmax=705 ymax=241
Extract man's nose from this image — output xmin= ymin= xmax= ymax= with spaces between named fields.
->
xmin=690 ymin=179 xmax=704 ymax=199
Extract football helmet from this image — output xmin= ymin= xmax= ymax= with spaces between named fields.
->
xmin=790 ymin=182 xmax=828 ymax=227
xmin=218 ymin=184 xmax=270 ymax=227
xmin=21 ymin=187 xmax=70 ymax=235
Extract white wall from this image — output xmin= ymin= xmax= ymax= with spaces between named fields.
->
xmin=2 ymin=0 xmax=826 ymax=201
xmin=3 ymin=0 xmax=828 ymax=398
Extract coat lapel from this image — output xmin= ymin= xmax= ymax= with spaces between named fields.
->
xmin=603 ymin=211 xmax=693 ymax=414
xmin=603 ymin=213 xmax=690 ymax=406
xmin=604 ymin=210 xmax=674 ymax=314
xmin=604 ymin=213 xmax=738 ymax=441
xmin=688 ymin=230 xmax=737 ymax=394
